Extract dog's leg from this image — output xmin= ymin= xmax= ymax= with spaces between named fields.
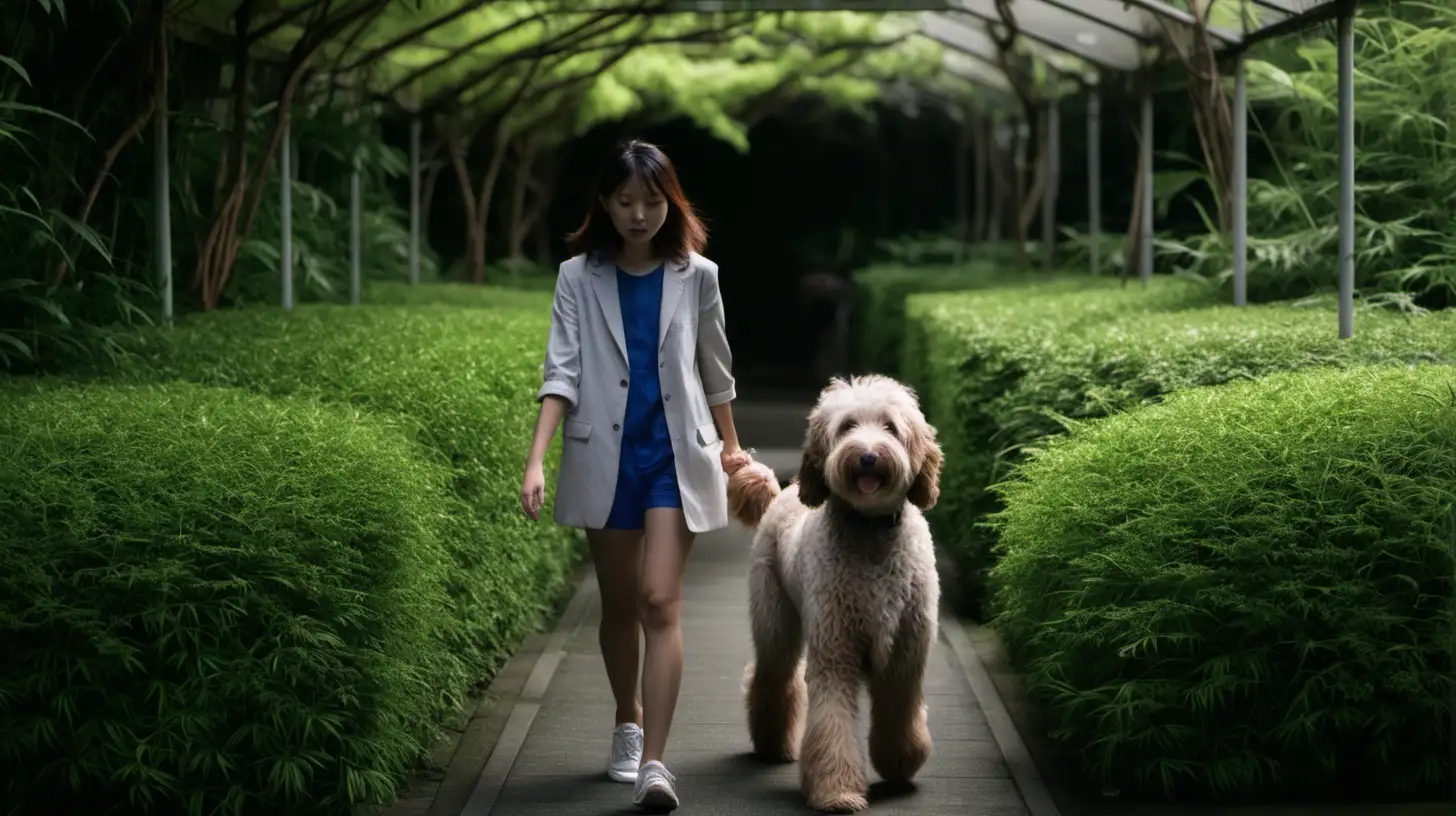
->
xmin=867 ymin=604 xmax=936 ymax=785
xmin=800 ymin=658 xmax=868 ymax=813
xmin=744 ymin=548 xmax=805 ymax=763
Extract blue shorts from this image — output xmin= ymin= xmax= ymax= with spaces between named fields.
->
xmin=604 ymin=461 xmax=682 ymax=530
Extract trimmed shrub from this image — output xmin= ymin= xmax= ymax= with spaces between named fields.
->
xmin=850 ymin=262 xmax=1044 ymax=374
xmin=84 ymin=302 xmax=579 ymax=702
xmin=0 ymin=381 xmax=457 ymax=814
xmin=901 ymin=277 xmax=1220 ymax=612
xmin=990 ymin=365 xmax=1456 ymax=803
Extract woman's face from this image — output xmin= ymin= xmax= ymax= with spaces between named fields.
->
xmin=602 ymin=175 xmax=668 ymax=250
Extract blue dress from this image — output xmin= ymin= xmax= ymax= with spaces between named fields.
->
xmin=604 ymin=265 xmax=682 ymax=530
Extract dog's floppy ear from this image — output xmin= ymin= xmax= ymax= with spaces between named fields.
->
xmin=796 ymin=412 xmax=832 ymax=508
xmin=908 ymin=422 xmax=943 ymax=511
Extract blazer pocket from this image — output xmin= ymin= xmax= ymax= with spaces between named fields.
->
xmin=669 ymin=315 xmax=698 ymax=334
xmin=564 ymin=420 xmax=593 ymax=441
xmin=695 ymin=422 xmax=720 ymax=447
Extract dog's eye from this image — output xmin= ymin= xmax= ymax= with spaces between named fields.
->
xmin=840 ymin=419 xmax=858 ymax=435
xmin=885 ymin=422 xmax=899 ymax=436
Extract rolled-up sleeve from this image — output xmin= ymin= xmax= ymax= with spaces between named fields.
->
xmin=696 ymin=265 xmax=737 ymax=406
xmin=537 ymin=270 xmax=581 ymax=407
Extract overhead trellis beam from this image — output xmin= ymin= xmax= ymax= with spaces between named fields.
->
xmin=939 ymin=9 xmax=1134 ymax=71
xmin=922 ymin=12 xmax=1084 ymax=86
xmin=943 ymin=0 xmax=1143 ymax=71
xmin=1116 ymin=0 xmax=1241 ymax=44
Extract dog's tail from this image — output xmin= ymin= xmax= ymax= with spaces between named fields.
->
xmin=728 ymin=457 xmax=781 ymax=529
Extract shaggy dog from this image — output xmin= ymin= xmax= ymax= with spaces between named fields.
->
xmin=728 ymin=375 xmax=943 ymax=813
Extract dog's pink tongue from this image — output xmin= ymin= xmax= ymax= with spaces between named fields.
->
xmin=857 ymin=474 xmax=883 ymax=494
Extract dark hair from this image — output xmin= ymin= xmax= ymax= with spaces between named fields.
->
xmin=565 ymin=140 xmax=708 ymax=263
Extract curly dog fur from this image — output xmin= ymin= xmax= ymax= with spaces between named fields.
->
xmin=729 ymin=374 xmax=943 ymax=813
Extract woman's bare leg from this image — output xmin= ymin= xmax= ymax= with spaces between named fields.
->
xmin=638 ymin=508 xmax=695 ymax=765
xmin=588 ymin=529 xmax=646 ymax=726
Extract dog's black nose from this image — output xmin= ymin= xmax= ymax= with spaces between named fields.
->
xmin=859 ymin=452 xmax=878 ymax=468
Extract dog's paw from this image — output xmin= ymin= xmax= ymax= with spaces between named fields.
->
xmin=808 ymin=790 xmax=870 ymax=813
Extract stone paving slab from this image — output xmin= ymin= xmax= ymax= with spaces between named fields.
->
xmin=462 ymin=522 xmax=1037 ymax=816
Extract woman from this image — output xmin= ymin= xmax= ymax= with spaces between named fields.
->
xmin=519 ymin=140 xmax=750 ymax=812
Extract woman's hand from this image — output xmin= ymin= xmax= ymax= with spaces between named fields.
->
xmin=720 ymin=446 xmax=751 ymax=476
xmin=520 ymin=462 xmax=546 ymax=520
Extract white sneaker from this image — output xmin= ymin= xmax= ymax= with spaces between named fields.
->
xmin=632 ymin=760 xmax=679 ymax=811
xmin=607 ymin=723 xmax=643 ymax=782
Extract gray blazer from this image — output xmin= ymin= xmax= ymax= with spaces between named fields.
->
xmin=537 ymin=251 xmax=737 ymax=533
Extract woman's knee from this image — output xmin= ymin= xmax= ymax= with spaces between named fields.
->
xmin=637 ymin=586 xmax=681 ymax=631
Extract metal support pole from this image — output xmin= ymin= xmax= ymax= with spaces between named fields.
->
xmin=1233 ymin=54 xmax=1249 ymax=307
xmin=281 ymin=121 xmax=294 ymax=311
xmin=350 ymin=159 xmax=362 ymax=306
xmin=1088 ymin=91 xmax=1101 ymax=275
xmin=1337 ymin=12 xmax=1355 ymax=339
xmin=1140 ymin=85 xmax=1154 ymax=285
xmin=409 ymin=116 xmax=422 ymax=285
xmin=155 ymin=75 xmax=172 ymax=322
xmin=1042 ymin=99 xmax=1060 ymax=270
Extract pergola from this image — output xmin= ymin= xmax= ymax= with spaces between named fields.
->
xmin=674 ymin=0 xmax=1358 ymax=337
xmin=155 ymin=2 xmax=1361 ymax=338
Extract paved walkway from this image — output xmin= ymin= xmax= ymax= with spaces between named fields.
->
xmin=427 ymin=452 xmax=1052 ymax=816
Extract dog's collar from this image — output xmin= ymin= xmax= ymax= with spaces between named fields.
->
xmin=861 ymin=510 xmax=903 ymax=529
xmin=827 ymin=497 xmax=904 ymax=528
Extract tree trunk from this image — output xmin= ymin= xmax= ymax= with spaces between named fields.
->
xmin=420 ymin=138 xmax=443 ymax=245
xmin=191 ymin=0 xmax=347 ymax=309
xmin=446 ymin=121 xmax=483 ymax=284
xmin=972 ymin=113 xmax=989 ymax=243
xmin=1010 ymin=121 xmax=1030 ymax=268
xmin=1017 ymin=107 xmax=1049 ymax=252
xmin=1123 ymin=138 xmax=1147 ymax=280
xmin=987 ymin=122 xmax=1005 ymax=244
xmin=507 ymin=132 xmax=541 ymax=260
xmin=1156 ymin=2 xmax=1233 ymax=232
xmin=469 ymin=122 xmax=513 ymax=282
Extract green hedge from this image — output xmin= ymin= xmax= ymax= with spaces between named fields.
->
xmin=850 ymin=262 xmax=1043 ymax=375
xmin=0 ymin=381 xmax=458 ymax=813
xmin=990 ymin=365 xmax=1456 ymax=802
xmin=901 ymin=277 xmax=1220 ymax=612
xmin=363 ymin=280 xmax=558 ymax=309
xmin=908 ymin=285 xmax=1456 ymax=615
xmin=86 ymin=299 xmax=579 ymax=703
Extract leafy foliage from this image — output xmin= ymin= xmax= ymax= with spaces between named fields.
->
xmin=990 ymin=365 xmax=1455 ymax=802
xmin=1169 ymin=1 xmax=1456 ymax=307
xmin=77 ymin=297 xmax=582 ymax=693
xmin=0 ymin=380 xmax=458 ymax=814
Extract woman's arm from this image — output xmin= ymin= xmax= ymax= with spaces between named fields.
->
xmin=527 ymin=396 xmax=569 ymax=469
xmin=696 ymin=264 xmax=737 ymax=416
xmin=696 ymin=264 xmax=749 ymax=472
xmin=537 ymin=268 xmax=582 ymax=409
xmin=710 ymin=401 xmax=741 ymax=453
xmin=528 ymin=271 xmax=581 ymax=469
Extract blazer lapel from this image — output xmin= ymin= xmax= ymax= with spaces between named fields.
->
xmin=658 ymin=258 xmax=691 ymax=350
xmin=587 ymin=256 xmax=629 ymax=363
